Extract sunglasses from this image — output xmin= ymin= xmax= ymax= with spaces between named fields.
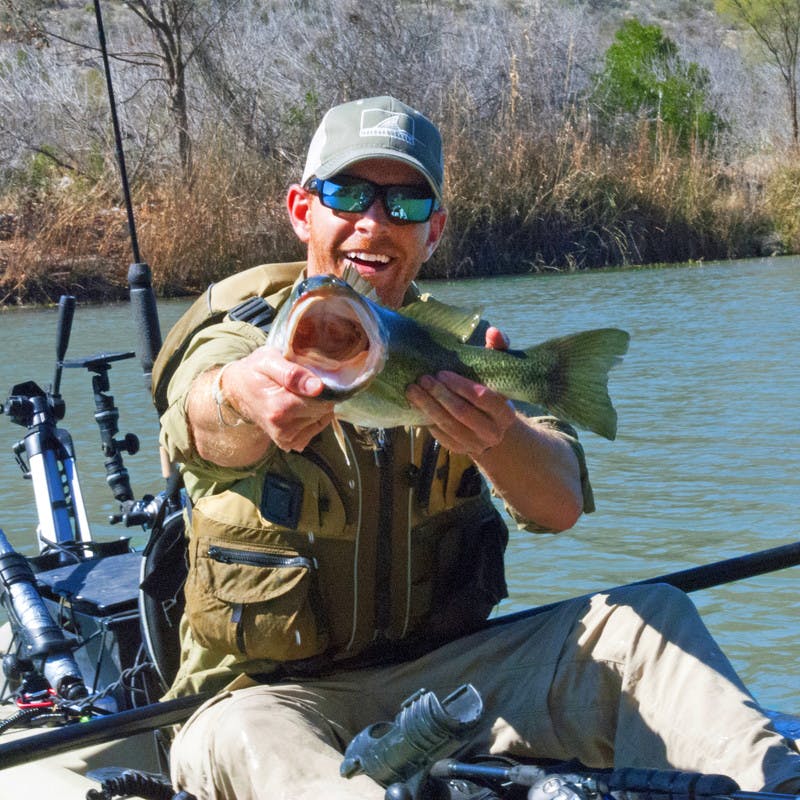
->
xmin=305 ymin=175 xmax=440 ymax=224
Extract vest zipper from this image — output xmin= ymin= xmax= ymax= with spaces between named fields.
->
xmin=415 ymin=436 xmax=441 ymax=510
xmin=372 ymin=428 xmax=393 ymax=638
xmin=208 ymin=545 xmax=314 ymax=571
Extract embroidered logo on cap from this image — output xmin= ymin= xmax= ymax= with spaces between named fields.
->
xmin=359 ymin=109 xmax=416 ymax=146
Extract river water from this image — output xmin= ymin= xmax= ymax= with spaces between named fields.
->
xmin=0 ymin=256 xmax=797 ymax=712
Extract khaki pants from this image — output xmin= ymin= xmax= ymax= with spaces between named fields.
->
xmin=170 ymin=584 xmax=800 ymax=800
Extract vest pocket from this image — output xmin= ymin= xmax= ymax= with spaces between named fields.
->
xmin=185 ymin=537 xmax=329 ymax=661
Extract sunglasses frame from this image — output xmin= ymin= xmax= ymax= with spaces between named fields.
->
xmin=305 ymin=175 xmax=440 ymax=225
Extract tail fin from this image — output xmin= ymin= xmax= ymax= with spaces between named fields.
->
xmin=525 ymin=328 xmax=630 ymax=440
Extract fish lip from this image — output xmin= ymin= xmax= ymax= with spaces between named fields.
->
xmin=279 ymin=283 xmax=389 ymax=396
xmin=297 ymin=273 xmax=351 ymax=294
xmin=317 ymin=384 xmax=367 ymax=401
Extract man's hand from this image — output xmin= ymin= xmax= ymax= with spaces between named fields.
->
xmin=405 ymin=326 xmax=515 ymax=457
xmin=188 ymin=346 xmax=336 ymax=466
xmin=405 ymin=325 xmax=584 ymax=531
xmin=229 ymin=346 xmax=336 ymax=452
xmin=483 ymin=325 xmax=510 ymax=351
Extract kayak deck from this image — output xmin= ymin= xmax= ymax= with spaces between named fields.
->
xmin=0 ymin=618 xmax=165 ymax=799
xmin=0 ymin=711 xmax=163 ymax=800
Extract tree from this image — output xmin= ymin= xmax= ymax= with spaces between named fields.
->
xmin=590 ymin=18 xmax=726 ymax=151
xmin=716 ymin=0 xmax=800 ymax=143
xmin=119 ymin=1 xmax=242 ymax=179
xmin=2 ymin=0 xmax=239 ymax=181
xmin=120 ymin=0 xmax=195 ymax=177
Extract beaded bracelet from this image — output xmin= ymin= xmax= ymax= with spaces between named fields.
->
xmin=211 ymin=362 xmax=250 ymax=427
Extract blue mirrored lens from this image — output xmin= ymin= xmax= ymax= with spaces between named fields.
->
xmin=320 ymin=181 xmax=373 ymax=213
xmin=385 ymin=190 xmax=436 ymax=222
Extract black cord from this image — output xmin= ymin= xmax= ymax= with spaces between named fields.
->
xmin=0 ymin=706 xmax=43 ymax=734
xmin=85 ymin=770 xmax=198 ymax=800
xmin=85 ymin=770 xmax=172 ymax=800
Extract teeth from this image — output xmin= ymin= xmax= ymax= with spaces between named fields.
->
xmin=347 ymin=252 xmax=390 ymax=264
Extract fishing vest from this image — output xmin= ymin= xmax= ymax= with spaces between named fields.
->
xmin=155 ymin=262 xmax=509 ymax=675
xmin=184 ymin=424 xmax=508 ymax=668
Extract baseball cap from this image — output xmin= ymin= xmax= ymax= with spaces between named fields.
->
xmin=301 ymin=96 xmax=444 ymax=202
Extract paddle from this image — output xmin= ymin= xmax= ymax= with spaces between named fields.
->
xmin=1 ymin=541 xmax=798 ymax=770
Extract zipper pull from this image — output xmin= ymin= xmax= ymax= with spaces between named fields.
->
xmin=372 ymin=428 xmax=389 ymax=466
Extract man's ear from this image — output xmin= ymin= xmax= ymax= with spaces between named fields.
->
xmin=424 ymin=208 xmax=447 ymax=261
xmin=287 ymin=184 xmax=312 ymax=243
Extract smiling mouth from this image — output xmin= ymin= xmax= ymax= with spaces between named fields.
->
xmin=345 ymin=251 xmax=391 ymax=271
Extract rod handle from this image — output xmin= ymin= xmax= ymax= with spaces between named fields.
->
xmin=128 ymin=262 xmax=163 ymax=388
xmin=53 ymin=295 xmax=76 ymax=396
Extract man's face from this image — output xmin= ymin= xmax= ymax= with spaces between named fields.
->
xmin=287 ymin=158 xmax=447 ymax=308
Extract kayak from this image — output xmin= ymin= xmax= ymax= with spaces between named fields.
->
xmin=0 ymin=671 xmax=161 ymax=800
xmin=2 ymin=603 xmax=800 ymax=800
xmin=0 ymin=524 xmax=182 ymax=800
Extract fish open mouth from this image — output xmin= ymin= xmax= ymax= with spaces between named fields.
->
xmin=283 ymin=290 xmax=387 ymax=396
xmin=292 ymin=300 xmax=370 ymax=366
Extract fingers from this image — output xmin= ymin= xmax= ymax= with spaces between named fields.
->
xmin=485 ymin=326 xmax=510 ymax=351
xmin=236 ymin=347 xmax=335 ymax=452
xmin=254 ymin=346 xmax=324 ymax=397
xmin=406 ymin=371 xmax=516 ymax=456
xmin=273 ymin=411 xmax=334 ymax=453
xmin=405 ymin=327 xmax=510 ymax=456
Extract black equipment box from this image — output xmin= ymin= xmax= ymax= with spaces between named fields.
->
xmin=32 ymin=548 xmax=146 ymax=710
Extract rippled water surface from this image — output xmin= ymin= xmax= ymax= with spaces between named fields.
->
xmin=0 ymin=256 xmax=797 ymax=710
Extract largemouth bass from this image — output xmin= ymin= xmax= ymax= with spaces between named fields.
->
xmin=267 ymin=270 xmax=629 ymax=439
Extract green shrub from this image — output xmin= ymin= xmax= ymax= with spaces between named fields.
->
xmin=590 ymin=18 xmax=727 ymax=152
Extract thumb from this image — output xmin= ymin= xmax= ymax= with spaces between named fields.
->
xmin=257 ymin=346 xmax=325 ymax=397
xmin=281 ymin=362 xmax=324 ymax=397
xmin=485 ymin=326 xmax=510 ymax=350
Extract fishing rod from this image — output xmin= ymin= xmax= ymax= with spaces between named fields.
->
xmin=2 ymin=539 xmax=797 ymax=770
xmin=92 ymin=0 xmax=162 ymax=388
xmin=492 ymin=539 xmax=800 ymax=629
xmin=0 ymin=692 xmax=209 ymax=771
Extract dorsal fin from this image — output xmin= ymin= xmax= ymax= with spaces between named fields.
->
xmin=400 ymin=297 xmax=483 ymax=343
xmin=341 ymin=265 xmax=380 ymax=302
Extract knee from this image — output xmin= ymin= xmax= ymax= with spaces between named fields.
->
xmin=171 ymin=690 xmax=322 ymax=799
xmin=209 ymin=689 xmax=311 ymax=757
xmin=609 ymin=582 xmax=697 ymax=620
xmin=593 ymin=583 xmax=709 ymax=649
xmin=172 ymin=691 xmax=289 ymax=773
xmin=561 ymin=584 xmax=708 ymax=689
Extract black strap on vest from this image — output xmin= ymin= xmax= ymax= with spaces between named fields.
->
xmin=228 ymin=296 xmax=276 ymax=333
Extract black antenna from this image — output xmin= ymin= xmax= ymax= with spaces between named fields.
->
xmin=92 ymin=0 xmax=162 ymax=388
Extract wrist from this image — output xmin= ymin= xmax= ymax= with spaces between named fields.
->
xmin=211 ymin=362 xmax=253 ymax=427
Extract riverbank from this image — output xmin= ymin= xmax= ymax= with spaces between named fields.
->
xmin=0 ymin=125 xmax=796 ymax=307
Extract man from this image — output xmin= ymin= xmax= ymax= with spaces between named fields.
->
xmin=159 ymin=96 xmax=800 ymax=800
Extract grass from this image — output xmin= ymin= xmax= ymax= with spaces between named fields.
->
xmin=433 ymin=118 xmax=775 ymax=277
xmin=0 ymin=118 xmax=791 ymax=306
